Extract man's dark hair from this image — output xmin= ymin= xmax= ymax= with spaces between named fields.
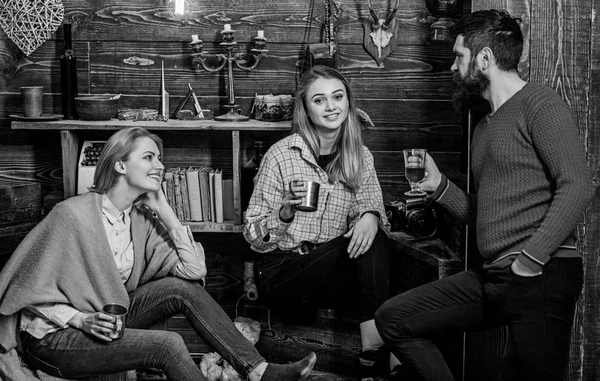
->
xmin=452 ymin=9 xmax=523 ymax=71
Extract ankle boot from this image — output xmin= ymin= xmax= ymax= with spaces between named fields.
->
xmin=261 ymin=352 xmax=317 ymax=381
xmin=358 ymin=347 xmax=388 ymax=379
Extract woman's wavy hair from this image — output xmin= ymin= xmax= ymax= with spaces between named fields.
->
xmin=89 ymin=127 xmax=163 ymax=193
xmin=292 ymin=65 xmax=365 ymax=191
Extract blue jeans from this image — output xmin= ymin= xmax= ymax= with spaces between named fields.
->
xmin=21 ymin=277 xmax=265 ymax=380
xmin=375 ymin=257 xmax=583 ymax=381
xmin=257 ymin=229 xmax=392 ymax=322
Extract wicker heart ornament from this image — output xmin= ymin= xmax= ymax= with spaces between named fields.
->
xmin=0 ymin=0 xmax=64 ymax=56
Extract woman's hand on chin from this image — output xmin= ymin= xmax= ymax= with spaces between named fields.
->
xmin=140 ymin=188 xmax=182 ymax=230
xmin=140 ymin=188 xmax=169 ymax=215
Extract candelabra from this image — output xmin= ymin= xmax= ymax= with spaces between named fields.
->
xmin=190 ymin=25 xmax=268 ymax=121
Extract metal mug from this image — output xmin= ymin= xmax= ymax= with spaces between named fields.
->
xmin=21 ymin=86 xmax=43 ymax=117
xmin=290 ymin=180 xmax=320 ymax=212
xmin=102 ymin=303 xmax=128 ymax=339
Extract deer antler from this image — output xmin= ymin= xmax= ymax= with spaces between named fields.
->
xmin=368 ymin=0 xmax=380 ymax=26
xmin=384 ymin=0 xmax=399 ymax=28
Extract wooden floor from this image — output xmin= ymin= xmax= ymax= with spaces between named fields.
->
xmin=166 ymin=304 xmax=365 ymax=376
xmin=137 ymin=369 xmax=364 ymax=381
xmin=305 ymin=370 xmax=359 ymax=380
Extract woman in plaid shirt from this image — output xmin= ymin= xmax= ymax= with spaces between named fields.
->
xmin=244 ymin=65 xmax=398 ymax=377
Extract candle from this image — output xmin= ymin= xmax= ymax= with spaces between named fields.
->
xmin=224 ymin=24 xmax=231 ymax=31
xmin=257 ymin=30 xmax=265 ymax=39
xmin=191 ymin=34 xmax=201 ymax=43
xmin=174 ymin=0 xmax=185 ymax=16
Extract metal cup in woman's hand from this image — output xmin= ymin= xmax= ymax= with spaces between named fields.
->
xmin=102 ymin=303 xmax=128 ymax=339
xmin=289 ymin=180 xmax=320 ymax=212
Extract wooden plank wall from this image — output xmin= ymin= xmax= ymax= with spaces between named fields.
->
xmin=0 ymin=0 xmax=469 ymax=202
xmin=582 ymin=1 xmax=600 ymax=379
xmin=470 ymin=1 xmax=600 ymax=380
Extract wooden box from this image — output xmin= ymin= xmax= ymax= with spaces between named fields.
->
xmin=388 ymin=231 xmax=465 ymax=380
xmin=0 ymin=182 xmax=42 ymax=270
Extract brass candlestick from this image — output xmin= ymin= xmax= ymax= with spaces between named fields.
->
xmin=190 ymin=26 xmax=268 ymax=122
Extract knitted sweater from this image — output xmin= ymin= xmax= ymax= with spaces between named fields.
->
xmin=429 ymin=82 xmax=594 ymax=272
xmin=0 ymin=192 xmax=181 ymax=380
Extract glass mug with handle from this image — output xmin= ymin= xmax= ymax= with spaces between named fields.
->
xmin=403 ymin=148 xmax=427 ymax=196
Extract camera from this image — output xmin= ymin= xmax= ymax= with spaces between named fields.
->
xmin=385 ymin=195 xmax=438 ymax=238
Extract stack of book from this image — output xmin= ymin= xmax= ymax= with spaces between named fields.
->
xmin=162 ymin=167 xmax=234 ymax=223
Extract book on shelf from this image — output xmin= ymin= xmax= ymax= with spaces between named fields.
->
xmin=161 ymin=176 xmax=168 ymax=200
xmin=185 ymin=166 xmax=203 ymax=221
xmin=213 ymin=169 xmax=224 ymax=223
xmin=179 ymin=169 xmax=191 ymax=222
xmin=198 ymin=167 xmax=212 ymax=222
xmin=172 ymin=168 xmax=185 ymax=221
xmin=163 ymin=166 xmax=235 ymax=225
xmin=222 ymin=178 xmax=234 ymax=221
xmin=208 ymin=169 xmax=216 ymax=222
xmin=163 ymin=168 xmax=176 ymax=213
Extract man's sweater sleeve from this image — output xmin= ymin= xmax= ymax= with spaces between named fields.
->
xmin=517 ymin=102 xmax=594 ymax=272
xmin=426 ymin=174 xmax=477 ymax=227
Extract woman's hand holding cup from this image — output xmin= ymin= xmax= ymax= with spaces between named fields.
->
xmin=280 ymin=180 xmax=307 ymax=221
xmin=280 ymin=180 xmax=320 ymax=220
xmin=68 ymin=311 xmax=120 ymax=342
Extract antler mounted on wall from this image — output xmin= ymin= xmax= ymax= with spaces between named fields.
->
xmin=362 ymin=0 xmax=399 ymax=67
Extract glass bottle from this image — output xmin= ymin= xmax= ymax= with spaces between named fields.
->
xmin=242 ymin=141 xmax=267 ymax=210
xmin=60 ymin=23 xmax=78 ymax=119
xmin=251 ymin=141 xmax=265 ymax=169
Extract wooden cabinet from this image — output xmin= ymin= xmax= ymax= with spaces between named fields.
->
xmin=11 ymin=119 xmax=290 ymax=232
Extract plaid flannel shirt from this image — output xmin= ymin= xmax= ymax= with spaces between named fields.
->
xmin=243 ymin=134 xmax=389 ymax=253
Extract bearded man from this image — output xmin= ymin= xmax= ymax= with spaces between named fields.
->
xmin=374 ymin=9 xmax=594 ymax=381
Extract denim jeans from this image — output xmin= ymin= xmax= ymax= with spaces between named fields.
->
xmin=21 ymin=277 xmax=265 ymax=380
xmin=257 ymin=229 xmax=392 ymax=322
xmin=375 ymin=257 xmax=583 ymax=381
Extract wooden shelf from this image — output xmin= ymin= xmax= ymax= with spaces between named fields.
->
xmin=11 ymin=118 xmax=292 ymax=131
xmin=184 ymin=221 xmax=244 ymax=233
xmin=12 ymin=118 xmax=290 ymax=229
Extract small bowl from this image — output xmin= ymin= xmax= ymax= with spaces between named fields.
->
xmin=75 ymin=95 xmax=119 ymax=121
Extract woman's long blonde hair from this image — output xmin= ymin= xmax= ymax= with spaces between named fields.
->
xmin=90 ymin=127 xmax=163 ymax=193
xmin=292 ymin=65 xmax=365 ymax=191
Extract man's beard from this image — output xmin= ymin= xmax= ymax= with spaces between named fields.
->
xmin=451 ymin=65 xmax=490 ymax=112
